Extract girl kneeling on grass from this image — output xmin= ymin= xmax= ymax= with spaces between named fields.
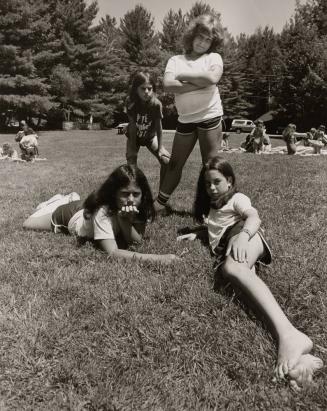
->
xmin=178 ymin=156 xmax=323 ymax=390
xmin=23 ymin=164 xmax=177 ymax=264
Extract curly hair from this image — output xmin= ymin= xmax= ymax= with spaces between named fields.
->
xmin=183 ymin=14 xmax=224 ymax=54
xmin=83 ymin=164 xmax=155 ymax=222
xmin=193 ymin=156 xmax=237 ymax=223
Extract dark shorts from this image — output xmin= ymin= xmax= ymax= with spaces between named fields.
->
xmin=213 ymin=220 xmax=272 ymax=271
xmin=51 ymin=200 xmax=84 ymax=234
xmin=125 ymin=129 xmax=155 ymax=147
xmin=176 ymin=116 xmax=222 ymax=135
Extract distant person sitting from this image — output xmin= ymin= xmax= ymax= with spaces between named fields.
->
xmin=282 ymin=123 xmax=298 ymax=155
xmin=0 ymin=143 xmax=19 ymax=160
xmin=251 ymin=120 xmax=266 ymax=154
xmin=306 ymin=125 xmax=326 ymax=154
xmin=15 ymin=120 xmax=39 ymax=161
xmin=221 ymin=132 xmax=230 ymax=150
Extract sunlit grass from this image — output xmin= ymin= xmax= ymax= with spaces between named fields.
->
xmin=0 ymin=130 xmax=326 ymax=410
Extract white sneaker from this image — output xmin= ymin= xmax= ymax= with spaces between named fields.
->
xmin=36 ymin=194 xmax=64 ymax=210
xmin=65 ymin=192 xmax=80 ymax=203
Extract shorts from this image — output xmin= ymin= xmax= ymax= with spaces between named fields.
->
xmin=176 ymin=116 xmax=222 ymax=135
xmin=213 ymin=220 xmax=272 ymax=271
xmin=51 ymin=200 xmax=84 ymax=234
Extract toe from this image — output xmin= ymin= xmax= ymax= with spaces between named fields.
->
xmin=289 ymin=379 xmax=301 ymax=392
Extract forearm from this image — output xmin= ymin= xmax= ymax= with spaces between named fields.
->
xmin=164 ymin=79 xmax=204 ymax=94
xmin=177 ymin=69 xmax=222 ymax=86
xmin=241 ymin=214 xmax=261 ymax=238
xmin=118 ymin=217 xmax=143 ymax=244
xmin=110 ymin=249 xmax=172 ymax=263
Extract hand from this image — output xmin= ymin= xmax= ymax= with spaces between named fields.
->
xmin=118 ymin=202 xmax=139 ymax=222
xmin=177 ymin=233 xmax=197 ymax=242
xmin=162 ymin=254 xmax=181 ymax=264
xmin=225 ymin=232 xmax=249 ymax=263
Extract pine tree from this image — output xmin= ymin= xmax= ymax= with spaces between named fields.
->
xmin=0 ymin=0 xmax=52 ymax=125
xmin=160 ymin=9 xmax=185 ymax=54
xmin=276 ymin=13 xmax=327 ymax=128
xmin=119 ymin=5 xmax=160 ymax=67
xmin=185 ymin=1 xmax=221 ymax=23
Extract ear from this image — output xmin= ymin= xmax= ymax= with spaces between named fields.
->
xmin=227 ymin=177 xmax=233 ymax=187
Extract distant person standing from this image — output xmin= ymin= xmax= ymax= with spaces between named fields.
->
xmin=154 ymin=14 xmax=224 ymax=213
xmin=282 ymin=123 xmax=297 ymax=155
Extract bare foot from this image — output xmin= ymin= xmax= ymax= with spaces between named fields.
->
xmin=288 ymin=354 xmax=324 ymax=391
xmin=275 ymin=329 xmax=313 ymax=379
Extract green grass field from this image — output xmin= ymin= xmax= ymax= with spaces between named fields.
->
xmin=0 ymin=130 xmax=326 ymax=410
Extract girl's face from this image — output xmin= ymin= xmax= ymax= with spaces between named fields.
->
xmin=116 ymin=181 xmax=142 ymax=209
xmin=137 ymin=81 xmax=153 ymax=102
xmin=192 ymin=32 xmax=212 ymax=55
xmin=205 ymin=169 xmax=231 ymax=200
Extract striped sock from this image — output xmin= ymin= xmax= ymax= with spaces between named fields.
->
xmin=157 ymin=191 xmax=170 ymax=206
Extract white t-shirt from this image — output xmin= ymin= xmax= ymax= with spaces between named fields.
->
xmin=165 ymin=52 xmax=223 ymax=123
xmin=68 ymin=207 xmax=118 ymax=240
xmin=208 ymin=193 xmax=255 ymax=251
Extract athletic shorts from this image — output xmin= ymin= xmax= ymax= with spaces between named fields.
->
xmin=176 ymin=116 xmax=222 ymax=135
xmin=51 ymin=200 xmax=84 ymax=234
xmin=212 ymin=220 xmax=272 ymax=271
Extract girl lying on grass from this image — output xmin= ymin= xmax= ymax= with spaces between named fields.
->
xmin=23 ymin=164 xmax=178 ymax=264
xmin=178 ymin=156 xmax=323 ymax=390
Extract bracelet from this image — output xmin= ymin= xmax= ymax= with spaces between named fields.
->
xmin=240 ymin=228 xmax=252 ymax=239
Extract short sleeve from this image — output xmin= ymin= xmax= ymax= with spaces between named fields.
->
xmin=164 ymin=56 xmax=176 ymax=75
xmin=209 ymin=53 xmax=223 ymax=70
xmin=93 ymin=207 xmax=115 ymax=240
xmin=232 ymin=193 xmax=255 ymax=217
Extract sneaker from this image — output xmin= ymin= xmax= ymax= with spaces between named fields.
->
xmin=36 ymin=194 xmax=64 ymax=210
xmin=65 ymin=192 xmax=80 ymax=203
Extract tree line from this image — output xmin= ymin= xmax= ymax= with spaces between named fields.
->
xmin=0 ymin=0 xmax=326 ymax=130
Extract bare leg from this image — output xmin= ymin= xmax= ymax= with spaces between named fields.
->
xmin=288 ymin=354 xmax=324 ymax=391
xmin=23 ymin=194 xmax=79 ymax=231
xmin=154 ymin=131 xmax=197 ymax=210
xmin=219 ymin=234 xmax=313 ymax=379
xmin=147 ymin=137 xmax=170 ymax=187
xmin=198 ymin=122 xmax=222 ymax=163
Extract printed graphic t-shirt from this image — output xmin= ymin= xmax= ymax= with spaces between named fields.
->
xmin=127 ymin=97 xmax=163 ymax=142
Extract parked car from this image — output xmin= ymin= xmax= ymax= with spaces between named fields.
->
xmin=116 ymin=123 xmax=128 ymax=134
xmin=230 ymin=119 xmax=255 ymax=133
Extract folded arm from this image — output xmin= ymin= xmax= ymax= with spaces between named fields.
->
xmin=163 ymin=72 xmax=206 ymax=94
xmin=176 ymin=64 xmax=223 ymax=87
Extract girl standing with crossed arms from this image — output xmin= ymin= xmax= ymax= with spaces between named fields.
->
xmin=155 ymin=14 xmax=224 ymax=213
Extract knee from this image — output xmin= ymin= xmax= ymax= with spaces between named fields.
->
xmin=220 ymin=257 xmax=247 ymax=281
xmin=159 ymin=153 xmax=170 ymax=165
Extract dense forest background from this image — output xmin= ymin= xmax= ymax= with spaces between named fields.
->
xmin=0 ymin=0 xmax=326 ymax=130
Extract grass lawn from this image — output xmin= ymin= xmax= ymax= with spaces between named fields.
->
xmin=0 ymin=130 xmax=326 ymax=410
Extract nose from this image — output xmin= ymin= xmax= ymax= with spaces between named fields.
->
xmin=127 ymin=193 xmax=134 ymax=203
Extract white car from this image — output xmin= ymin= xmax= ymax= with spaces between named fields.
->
xmin=230 ymin=119 xmax=255 ymax=133
xmin=116 ymin=123 xmax=128 ymax=134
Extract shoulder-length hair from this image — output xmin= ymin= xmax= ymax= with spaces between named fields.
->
xmin=83 ymin=164 xmax=155 ymax=222
xmin=194 ymin=156 xmax=237 ymax=223
xmin=183 ymin=14 xmax=224 ymax=54
xmin=127 ymin=71 xmax=157 ymax=108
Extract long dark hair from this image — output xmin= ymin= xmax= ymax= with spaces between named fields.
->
xmin=183 ymin=14 xmax=224 ymax=55
xmin=127 ymin=71 xmax=157 ymax=108
xmin=194 ymin=156 xmax=237 ymax=223
xmin=83 ymin=164 xmax=155 ymax=222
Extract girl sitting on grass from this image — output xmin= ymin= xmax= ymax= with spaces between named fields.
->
xmin=178 ymin=156 xmax=323 ymax=389
xmin=125 ymin=71 xmax=170 ymax=186
xmin=23 ymin=164 xmax=177 ymax=264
